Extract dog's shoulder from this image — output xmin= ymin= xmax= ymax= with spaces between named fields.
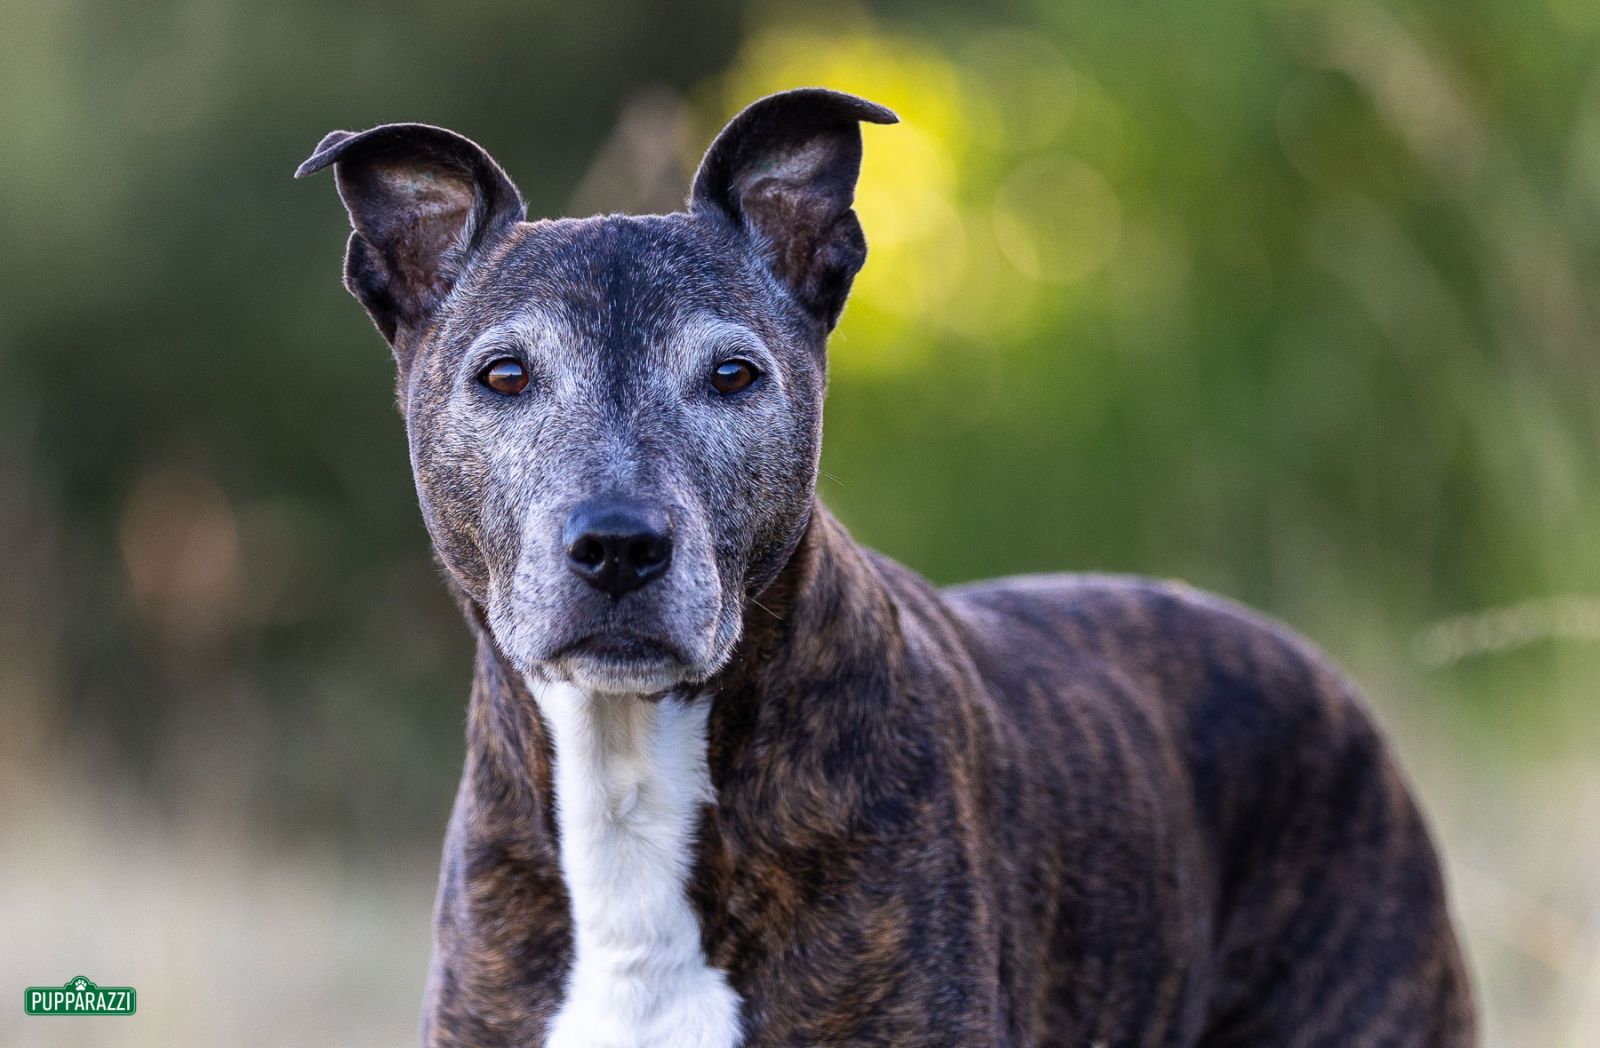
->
xmin=942 ymin=572 xmax=1392 ymax=795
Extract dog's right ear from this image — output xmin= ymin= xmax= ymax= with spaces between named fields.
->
xmin=296 ymin=124 xmax=525 ymax=346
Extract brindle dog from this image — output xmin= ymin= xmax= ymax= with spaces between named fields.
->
xmin=298 ymin=88 xmax=1475 ymax=1047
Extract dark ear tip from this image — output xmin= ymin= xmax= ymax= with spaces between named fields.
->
xmin=294 ymin=130 xmax=354 ymax=179
xmin=765 ymin=87 xmax=898 ymax=127
xmin=855 ymin=99 xmax=900 ymax=126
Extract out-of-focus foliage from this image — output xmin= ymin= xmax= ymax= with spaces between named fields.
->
xmin=2 ymin=0 xmax=1598 ymax=1044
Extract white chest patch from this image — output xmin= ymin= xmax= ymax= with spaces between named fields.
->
xmin=530 ymin=680 xmax=742 ymax=1048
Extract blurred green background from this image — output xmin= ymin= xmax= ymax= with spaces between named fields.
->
xmin=3 ymin=0 xmax=1598 ymax=1044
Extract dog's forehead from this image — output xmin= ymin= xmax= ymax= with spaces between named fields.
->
xmin=448 ymin=212 xmax=774 ymax=348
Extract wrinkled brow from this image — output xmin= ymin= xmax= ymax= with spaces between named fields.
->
xmin=463 ymin=311 xmax=573 ymax=361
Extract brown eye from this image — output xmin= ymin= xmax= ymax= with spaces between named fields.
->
xmin=481 ymin=358 xmax=529 ymax=396
xmin=710 ymin=359 xmax=759 ymax=395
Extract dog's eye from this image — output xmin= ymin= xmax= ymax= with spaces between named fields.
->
xmin=480 ymin=358 xmax=529 ymax=396
xmin=710 ymin=359 xmax=759 ymax=396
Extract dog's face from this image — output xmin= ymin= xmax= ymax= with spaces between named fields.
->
xmin=299 ymin=90 xmax=895 ymax=693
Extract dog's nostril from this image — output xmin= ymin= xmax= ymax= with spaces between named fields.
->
xmin=570 ymin=537 xmax=606 ymax=568
xmin=630 ymin=538 xmax=666 ymax=569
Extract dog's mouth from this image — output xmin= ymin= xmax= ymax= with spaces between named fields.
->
xmin=544 ymin=631 xmax=696 ymax=695
xmin=553 ymin=632 xmax=686 ymax=665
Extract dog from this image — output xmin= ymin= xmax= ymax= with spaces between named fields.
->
xmin=298 ymin=87 xmax=1476 ymax=1047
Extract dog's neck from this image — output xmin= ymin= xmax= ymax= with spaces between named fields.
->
xmin=457 ymin=504 xmax=931 ymax=1044
xmin=460 ymin=504 xmax=921 ymax=825
xmin=523 ymin=680 xmax=740 ymax=1045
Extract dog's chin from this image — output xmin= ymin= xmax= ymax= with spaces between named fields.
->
xmin=543 ymin=634 xmax=702 ymax=696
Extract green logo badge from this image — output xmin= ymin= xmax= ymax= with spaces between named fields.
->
xmin=24 ymin=976 xmax=137 ymax=1017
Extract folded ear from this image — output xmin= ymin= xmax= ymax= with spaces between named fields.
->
xmin=296 ymin=124 xmax=525 ymax=345
xmin=691 ymin=88 xmax=897 ymax=330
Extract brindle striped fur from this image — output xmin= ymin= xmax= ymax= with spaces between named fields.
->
xmin=424 ymin=511 xmax=1474 ymax=1046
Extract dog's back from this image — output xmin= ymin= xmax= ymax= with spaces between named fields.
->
xmin=942 ymin=573 xmax=1475 ymax=1044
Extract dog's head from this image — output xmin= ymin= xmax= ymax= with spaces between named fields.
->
xmin=299 ymin=89 xmax=895 ymax=694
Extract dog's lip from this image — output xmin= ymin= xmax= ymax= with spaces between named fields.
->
xmin=552 ymin=632 xmax=686 ymax=664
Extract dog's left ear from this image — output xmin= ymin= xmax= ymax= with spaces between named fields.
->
xmin=692 ymin=88 xmax=897 ymax=330
xmin=296 ymin=123 xmax=525 ymax=347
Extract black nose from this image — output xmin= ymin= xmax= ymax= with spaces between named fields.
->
xmin=563 ymin=499 xmax=673 ymax=599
